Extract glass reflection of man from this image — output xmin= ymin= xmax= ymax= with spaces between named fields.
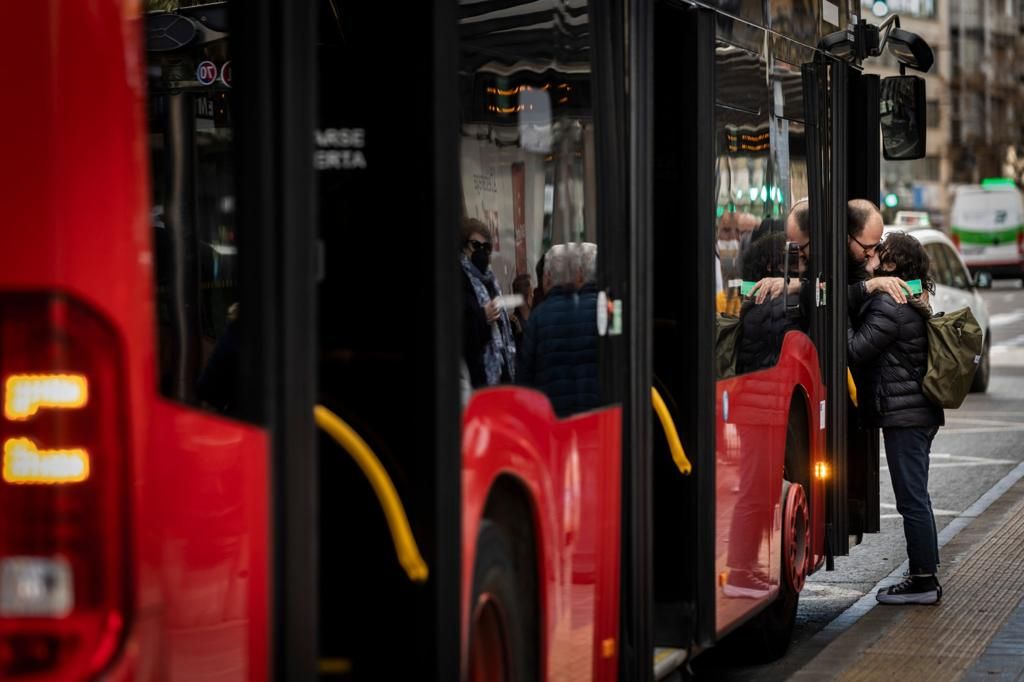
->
xmin=748 ymin=200 xmax=808 ymax=304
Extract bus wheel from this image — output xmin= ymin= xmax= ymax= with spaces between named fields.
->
xmin=743 ymin=480 xmax=806 ymax=662
xmin=469 ymin=520 xmax=532 ymax=682
xmin=782 ymin=481 xmax=810 ymax=593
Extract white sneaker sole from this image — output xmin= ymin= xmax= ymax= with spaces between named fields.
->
xmin=723 ymin=584 xmax=769 ymax=599
xmin=875 ymin=589 xmax=940 ymax=605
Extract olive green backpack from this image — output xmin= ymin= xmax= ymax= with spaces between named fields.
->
xmin=918 ymin=307 xmax=984 ymax=409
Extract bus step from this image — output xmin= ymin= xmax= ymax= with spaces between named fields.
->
xmin=654 ymin=647 xmax=687 ymax=680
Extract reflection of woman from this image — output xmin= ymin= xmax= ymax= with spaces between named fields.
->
xmin=736 ymin=233 xmax=803 ymax=374
xmin=460 ymin=217 xmax=516 ymax=388
xmin=724 ymin=234 xmax=797 ymax=597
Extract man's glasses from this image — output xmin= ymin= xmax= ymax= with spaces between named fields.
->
xmin=467 ymin=238 xmax=493 ymax=254
xmin=849 ymin=234 xmax=880 ymax=256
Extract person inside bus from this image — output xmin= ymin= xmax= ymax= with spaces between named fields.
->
xmin=716 ymin=211 xmax=745 ymax=315
xmin=518 ymin=242 xmax=600 ymax=417
xmin=461 ymin=217 xmax=517 ymax=388
xmin=848 ymin=232 xmax=944 ymax=605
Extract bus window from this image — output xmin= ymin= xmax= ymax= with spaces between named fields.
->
xmin=146 ymin=4 xmax=243 ymax=417
xmin=458 ymin=1 xmax=603 ymax=418
xmin=715 ymin=48 xmax=812 ymax=377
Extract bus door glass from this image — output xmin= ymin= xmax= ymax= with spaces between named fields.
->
xmin=314 ymin=2 xmax=459 ymax=678
xmin=144 ymin=3 xmax=270 ymax=679
xmin=457 ymin=2 xmax=622 ymax=679
xmin=712 ymin=40 xmax=814 ymax=634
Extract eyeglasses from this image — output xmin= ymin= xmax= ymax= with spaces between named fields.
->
xmin=467 ymin=238 xmax=492 ymax=254
xmin=849 ymin=234 xmax=880 ymax=256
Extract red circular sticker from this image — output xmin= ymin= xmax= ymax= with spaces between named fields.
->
xmin=220 ymin=61 xmax=232 ymax=88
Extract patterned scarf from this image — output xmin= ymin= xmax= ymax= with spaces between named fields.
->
xmin=461 ymin=255 xmax=516 ymax=385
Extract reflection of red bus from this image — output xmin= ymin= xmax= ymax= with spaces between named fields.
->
xmin=0 ymin=1 xmax=913 ymax=680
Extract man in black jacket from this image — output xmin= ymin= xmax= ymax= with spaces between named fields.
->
xmin=848 ymin=232 xmax=944 ymax=604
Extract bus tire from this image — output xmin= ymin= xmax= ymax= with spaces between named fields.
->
xmin=468 ymin=519 xmax=534 ymax=682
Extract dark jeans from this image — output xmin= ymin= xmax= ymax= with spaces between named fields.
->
xmin=883 ymin=426 xmax=940 ymax=575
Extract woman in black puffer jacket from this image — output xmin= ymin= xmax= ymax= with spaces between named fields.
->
xmin=848 ymin=232 xmax=944 ymax=605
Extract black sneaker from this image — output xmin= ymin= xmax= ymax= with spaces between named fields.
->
xmin=876 ymin=575 xmax=942 ymax=605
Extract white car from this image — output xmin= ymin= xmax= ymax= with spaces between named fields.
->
xmin=883 ymin=226 xmax=993 ymax=393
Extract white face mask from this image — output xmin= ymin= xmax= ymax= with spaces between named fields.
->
xmin=717 ymin=239 xmax=740 ymax=254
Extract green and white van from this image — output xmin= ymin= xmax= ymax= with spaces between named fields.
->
xmin=951 ymin=178 xmax=1024 ymax=278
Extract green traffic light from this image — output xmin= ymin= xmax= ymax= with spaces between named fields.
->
xmin=883 ymin=193 xmax=899 ymax=208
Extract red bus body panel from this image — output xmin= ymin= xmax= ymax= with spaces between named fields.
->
xmin=462 ymin=388 xmax=622 ymax=682
xmin=714 ymin=332 xmax=826 ymax=635
xmin=0 ymin=4 xmax=271 ymax=679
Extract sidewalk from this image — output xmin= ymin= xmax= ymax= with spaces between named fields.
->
xmin=791 ymin=469 xmax=1024 ymax=681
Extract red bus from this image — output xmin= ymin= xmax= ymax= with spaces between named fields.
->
xmin=0 ymin=1 xmax=931 ymax=680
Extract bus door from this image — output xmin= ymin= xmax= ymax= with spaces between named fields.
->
xmin=844 ymin=67 xmax=883 ymax=542
xmin=143 ymin=1 xmax=319 ymax=679
xmin=650 ymin=1 xmax=717 ymax=655
xmin=313 ymin=2 xmax=460 ymax=679
xmin=651 ymin=0 xmax=824 ymax=659
xmin=453 ymin=1 xmax=630 ymax=680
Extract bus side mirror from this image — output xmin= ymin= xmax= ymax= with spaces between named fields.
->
xmin=880 ymin=75 xmax=927 ymax=160
xmin=974 ymin=271 xmax=993 ymax=289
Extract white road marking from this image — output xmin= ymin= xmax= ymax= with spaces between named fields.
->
xmin=944 ymin=417 xmax=1023 ymax=427
xmin=799 ymin=583 xmax=865 ymax=600
xmin=988 ymin=311 xmax=1024 ymax=326
xmin=992 ymin=333 xmax=1024 ymax=348
xmin=879 ymin=502 xmax=959 ymax=518
xmin=939 ymin=425 xmax=1024 ymax=435
xmin=879 ymin=452 xmax=1016 ymax=471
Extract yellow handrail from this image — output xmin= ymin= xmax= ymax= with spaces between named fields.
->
xmin=651 ymin=387 xmax=692 ymax=476
xmin=846 ymin=368 xmax=858 ymax=408
xmin=313 ymin=404 xmax=429 ymax=583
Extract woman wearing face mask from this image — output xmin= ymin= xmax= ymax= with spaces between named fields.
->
xmin=460 ymin=217 xmax=516 ymax=389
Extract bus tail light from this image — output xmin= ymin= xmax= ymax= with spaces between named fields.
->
xmin=0 ymin=294 xmax=128 ymax=680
